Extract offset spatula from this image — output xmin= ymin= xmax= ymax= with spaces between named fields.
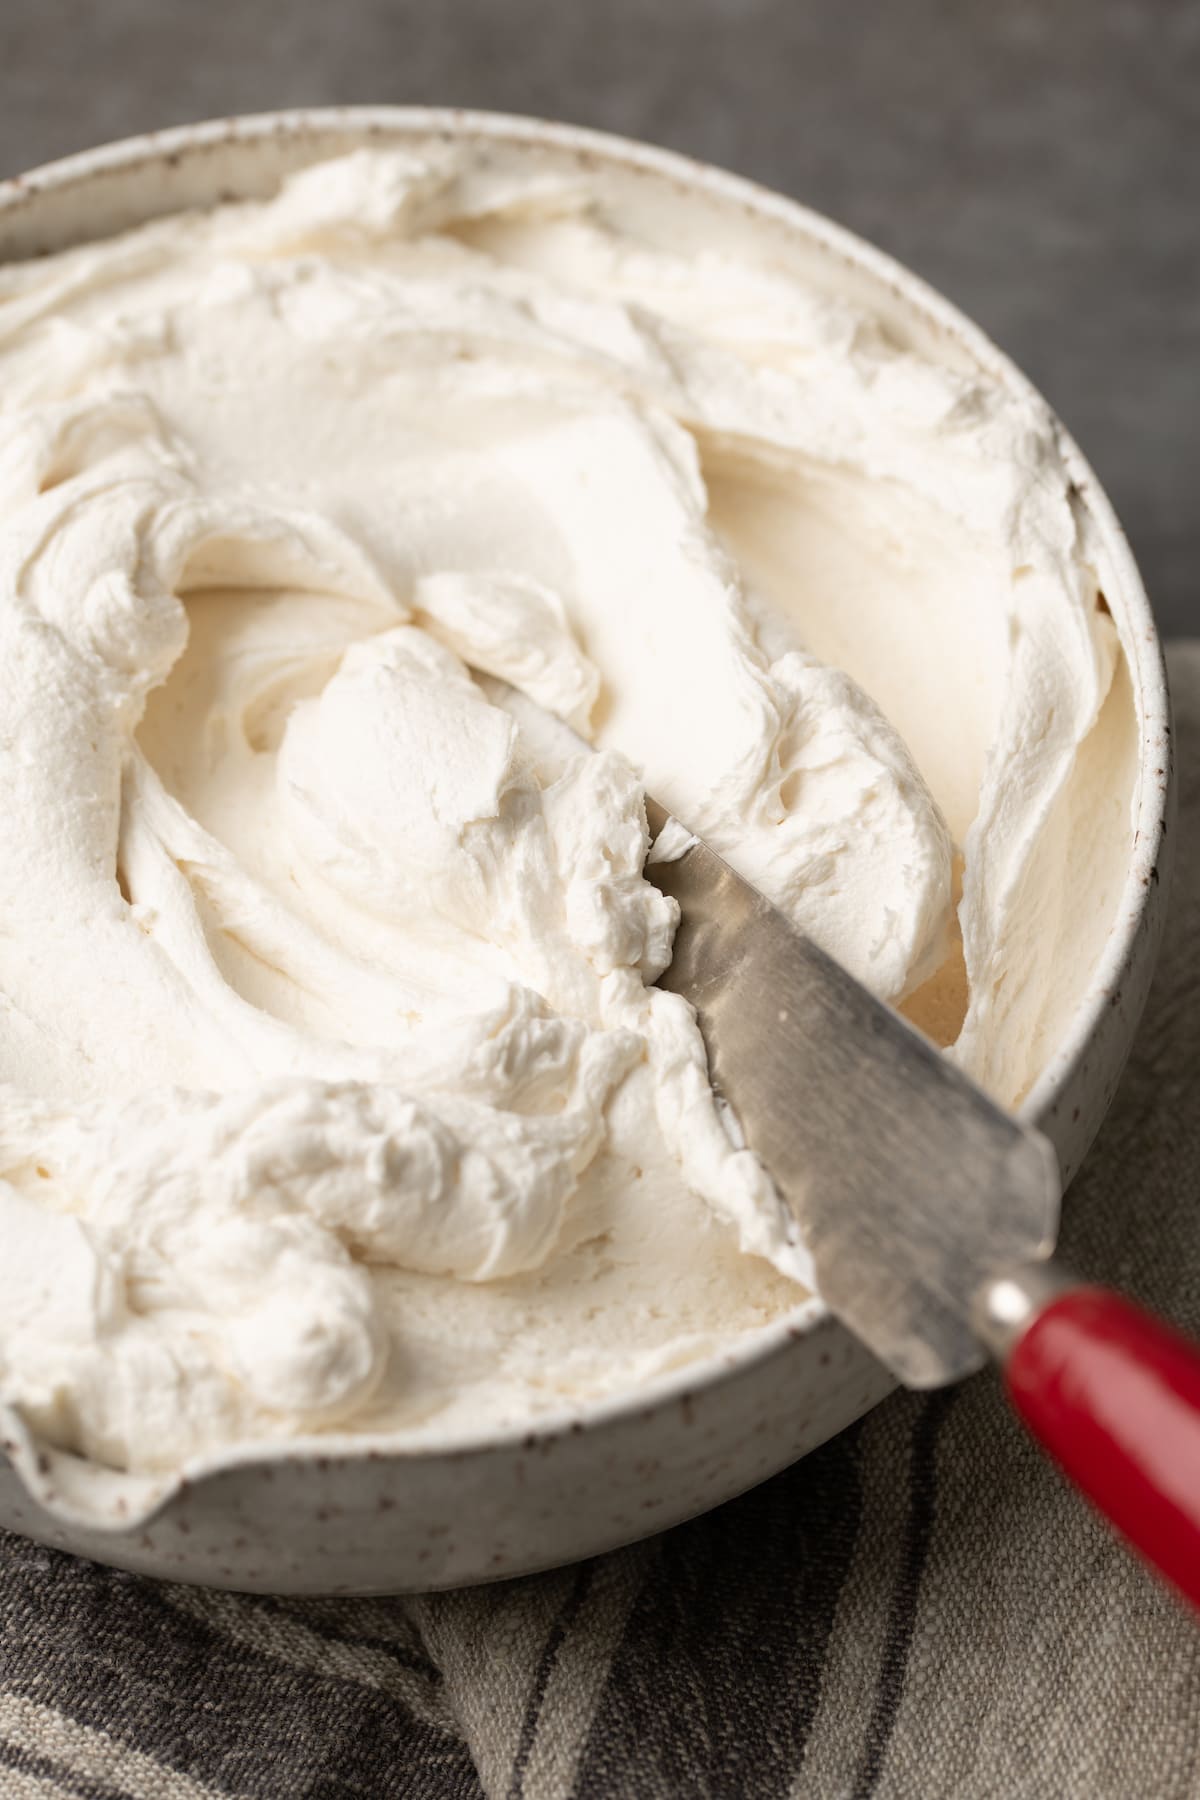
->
xmin=490 ymin=675 xmax=1200 ymax=1606
xmin=641 ymin=795 xmax=1200 ymax=1611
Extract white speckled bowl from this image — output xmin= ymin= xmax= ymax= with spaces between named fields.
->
xmin=0 ymin=109 xmax=1173 ymax=1593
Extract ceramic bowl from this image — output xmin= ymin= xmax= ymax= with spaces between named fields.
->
xmin=0 ymin=108 xmax=1172 ymax=1593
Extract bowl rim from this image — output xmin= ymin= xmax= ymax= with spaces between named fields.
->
xmin=0 ymin=105 xmax=1171 ymax=1495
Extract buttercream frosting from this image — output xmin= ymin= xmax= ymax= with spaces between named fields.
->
xmin=0 ymin=146 xmax=1123 ymax=1471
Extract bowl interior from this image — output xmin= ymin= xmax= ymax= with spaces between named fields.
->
xmin=0 ymin=108 xmax=1169 ymax=1513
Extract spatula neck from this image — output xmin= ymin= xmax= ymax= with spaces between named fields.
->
xmin=972 ymin=1260 xmax=1081 ymax=1361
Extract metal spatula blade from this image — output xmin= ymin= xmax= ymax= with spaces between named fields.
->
xmin=487 ymin=672 xmax=1059 ymax=1383
xmin=643 ymin=798 xmax=1060 ymax=1387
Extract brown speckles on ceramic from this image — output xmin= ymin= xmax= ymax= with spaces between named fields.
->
xmin=0 ymin=107 xmax=1173 ymax=1594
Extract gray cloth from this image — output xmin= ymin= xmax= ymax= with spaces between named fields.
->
xmin=1 ymin=642 xmax=1198 ymax=1798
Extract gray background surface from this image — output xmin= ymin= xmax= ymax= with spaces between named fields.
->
xmin=1 ymin=0 xmax=1196 ymax=634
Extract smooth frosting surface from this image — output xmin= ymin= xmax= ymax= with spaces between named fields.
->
xmin=0 ymin=147 xmax=1124 ymax=1472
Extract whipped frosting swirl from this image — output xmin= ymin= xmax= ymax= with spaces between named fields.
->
xmin=0 ymin=147 xmax=1117 ymax=1470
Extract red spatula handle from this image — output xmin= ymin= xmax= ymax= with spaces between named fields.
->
xmin=1004 ymin=1285 xmax=1200 ymax=1609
